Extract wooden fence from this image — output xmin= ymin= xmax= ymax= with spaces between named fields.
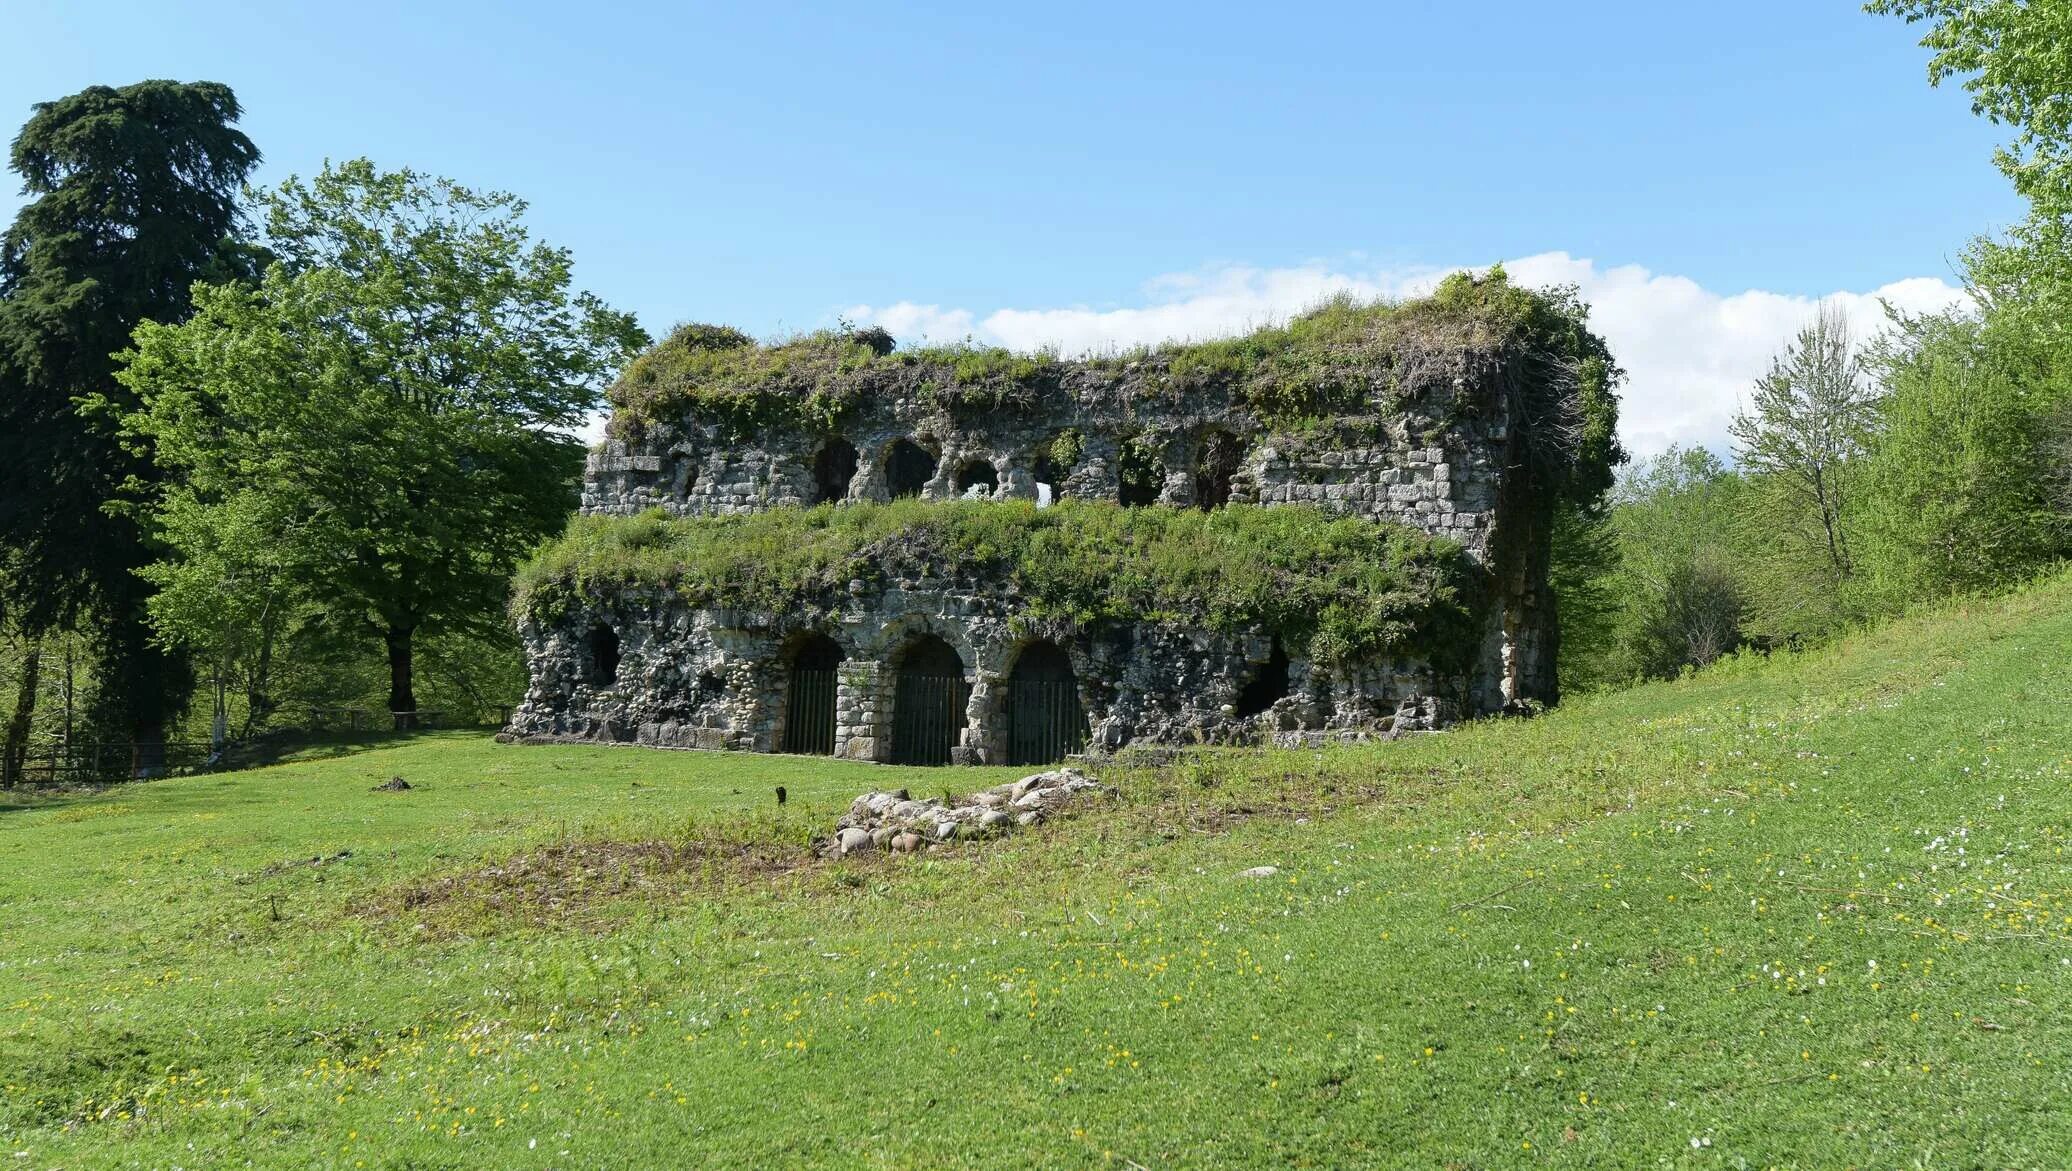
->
xmin=7 ymin=740 xmax=216 ymax=786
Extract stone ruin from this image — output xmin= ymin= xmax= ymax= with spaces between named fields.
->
xmin=506 ymin=285 xmax=1603 ymax=765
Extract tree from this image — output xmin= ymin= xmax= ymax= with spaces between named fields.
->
xmin=1855 ymin=308 xmax=2065 ymax=608
xmin=1546 ymin=497 xmax=1622 ymax=693
xmin=1871 ymin=0 xmax=2072 ymax=400
xmin=1607 ymin=446 xmax=1749 ymax=679
xmin=0 ymin=81 xmax=260 ymax=746
xmin=134 ymin=491 xmax=301 ymax=741
xmin=0 ymin=580 xmax=40 ymax=787
xmin=1 ymin=638 xmax=40 ymax=789
xmin=114 ymin=161 xmax=645 ymax=725
xmin=2049 ymin=400 xmax=2072 ymax=518
xmin=1732 ymin=300 xmax=1881 ymax=592
xmin=1866 ymin=0 xmax=2072 ymax=610
xmin=1869 ymin=0 xmax=2072 ymax=217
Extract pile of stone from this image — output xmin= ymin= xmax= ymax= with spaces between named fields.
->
xmin=830 ymin=768 xmax=1104 ymax=856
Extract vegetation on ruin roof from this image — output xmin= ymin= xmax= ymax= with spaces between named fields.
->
xmin=603 ymin=270 xmax=1624 ymax=501
xmin=513 ymin=499 xmax=1485 ymax=668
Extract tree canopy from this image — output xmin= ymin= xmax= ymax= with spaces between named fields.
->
xmin=114 ymin=160 xmax=646 ymax=723
xmin=0 ymin=79 xmax=260 ymax=738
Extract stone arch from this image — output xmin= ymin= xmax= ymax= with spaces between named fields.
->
xmin=885 ymin=439 xmax=937 ymax=500
xmin=890 ymin=634 xmax=967 ymax=766
xmin=780 ymin=632 xmax=844 ymax=755
xmin=1235 ymin=637 xmax=1290 ymax=718
xmin=585 ymin=624 xmax=620 ymax=686
xmin=811 ymin=438 xmax=859 ymax=505
xmin=953 ymin=459 xmax=999 ymax=499
xmin=1002 ymin=640 xmax=1089 ymax=765
xmin=1032 ymin=431 xmax=1080 ymax=507
xmin=1118 ymin=436 xmax=1161 ymax=507
xmin=1193 ymin=429 xmax=1244 ymax=510
xmin=670 ymin=453 xmax=699 ymax=502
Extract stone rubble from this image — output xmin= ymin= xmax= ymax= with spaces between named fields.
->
xmin=828 ymin=768 xmax=1106 ymax=856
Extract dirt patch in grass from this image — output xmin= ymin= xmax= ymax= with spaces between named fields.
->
xmin=356 ymin=764 xmax=1456 ymax=934
xmin=360 ymin=837 xmax=820 ymax=936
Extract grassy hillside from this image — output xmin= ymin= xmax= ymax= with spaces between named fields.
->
xmin=3 ymin=577 xmax=2069 ymax=1168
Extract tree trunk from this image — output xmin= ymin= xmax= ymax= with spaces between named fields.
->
xmin=386 ymin=624 xmax=417 ymax=730
xmin=4 ymin=642 xmax=43 ymax=788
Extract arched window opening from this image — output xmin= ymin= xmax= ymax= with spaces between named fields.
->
xmin=953 ymin=459 xmax=999 ymax=499
xmin=1193 ymin=430 xmax=1243 ymax=511
xmin=1004 ymin=641 xmax=1089 ymax=766
xmin=891 ymin=636 xmax=967 ymax=766
xmin=812 ymin=439 xmax=859 ymax=505
xmin=672 ymin=456 xmax=699 ymax=502
xmin=885 ymin=439 xmax=937 ymax=500
xmin=1032 ymin=452 xmax=1060 ymax=507
xmin=1118 ymin=437 xmax=1161 ymax=507
xmin=782 ymin=634 xmax=844 ymax=755
xmin=586 ymin=625 xmax=621 ymax=686
xmin=1032 ymin=430 xmax=1080 ymax=508
xmin=1235 ymin=638 xmax=1290 ymax=718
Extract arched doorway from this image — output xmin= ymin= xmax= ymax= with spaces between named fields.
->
xmin=586 ymin=625 xmax=620 ymax=685
xmin=1119 ymin=436 xmax=1161 ymax=507
xmin=1236 ymin=637 xmax=1290 ymax=717
xmin=1194 ymin=430 xmax=1243 ymax=510
xmin=891 ymin=635 xmax=967 ymax=765
xmin=1004 ymin=640 xmax=1088 ymax=765
xmin=781 ymin=634 xmax=843 ymax=755
xmin=953 ymin=459 xmax=998 ymax=498
xmin=1032 ymin=430 xmax=1079 ymax=507
xmin=812 ymin=439 xmax=858 ymax=505
xmin=885 ymin=439 xmax=937 ymax=499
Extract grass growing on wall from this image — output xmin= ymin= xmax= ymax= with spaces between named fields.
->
xmin=513 ymin=499 xmax=1483 ymax=667
xmin=607 ymin=269 xmax=1620 ymax=472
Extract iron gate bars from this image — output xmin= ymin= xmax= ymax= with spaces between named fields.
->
xmin=893 ymin=672 xmax=967 ymax=765
xmin=1006 ymin=677 xmax=1089 ymax=765
xmin=783 ymin=667 xmax=838 ymax=755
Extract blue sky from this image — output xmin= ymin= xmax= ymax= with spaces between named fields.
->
xmin=3 ymin=0 xmax=2021 ymax=453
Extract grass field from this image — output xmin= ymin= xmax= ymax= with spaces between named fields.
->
xmin=3 ymin=578 xmax=2070 ymax=1168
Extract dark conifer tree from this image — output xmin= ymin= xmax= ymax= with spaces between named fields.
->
xmin=0 ymin=80 xmax=260 ymax=746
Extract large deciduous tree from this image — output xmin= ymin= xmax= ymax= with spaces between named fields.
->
xmin=1867 ymin=1 xmax=2072 ymax=590
xmin=0 ymin=80 xmax=260 ymax=746
xmin=1869 ymin=0 xmax=2072 ymax=216
xmin=1732 ymin=306 xmax=1881 ymax=592
xmin=1855 ymin=308 xmax=2064 ymax=608
xmin=114 ymin=160 xmax=645 ymax=725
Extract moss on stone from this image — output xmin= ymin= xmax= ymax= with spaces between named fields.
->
xmin=603 ymin=269 xmax=1623 ymax=505
xmin=514 ymin=500 xmax=1484 ymax=669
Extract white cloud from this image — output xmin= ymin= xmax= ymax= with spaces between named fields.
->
xmin=845 ymin=253 xmax=1971 ymax=459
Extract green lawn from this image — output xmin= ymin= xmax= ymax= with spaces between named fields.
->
xmin=4 ymin=578 xmax=2070 ymax=1169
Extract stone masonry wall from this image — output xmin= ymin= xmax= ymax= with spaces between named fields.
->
xmin=512 ymin=332 xmax=1563 ymax=757
xmin=507 ymin=578 xmax=1458 ymax=762
xmin=582 ymin=357 xmax=1512 ymax=566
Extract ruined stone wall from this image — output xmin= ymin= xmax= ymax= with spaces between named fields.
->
xmin=507 ymin=577 xmax=1457 ymax=762
xmin=581 ymin=358 xmax=1512 ymax=565
xmin=512 ymin=322 xmax=1572 ymax=758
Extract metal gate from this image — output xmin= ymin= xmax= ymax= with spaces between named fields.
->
xmin=892 ymin=672 xmax=967 ymax=766
xmin=783 ymin=668 xmax=838 ymax=755
xmin=1006 ymin=678 xmax=1089 ymax=765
